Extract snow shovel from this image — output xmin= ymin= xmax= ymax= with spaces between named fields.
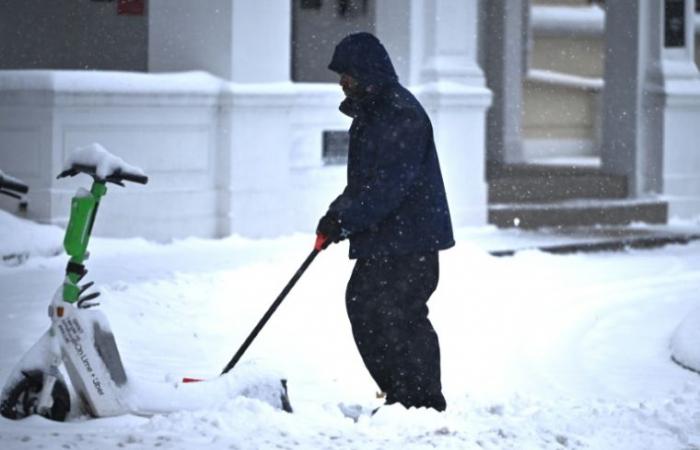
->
xmin=183 ymin=234 xmax=329 ymax=412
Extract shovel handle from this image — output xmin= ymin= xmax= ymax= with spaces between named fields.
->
xmin=220 ymin=234 xmax=326 ymax=375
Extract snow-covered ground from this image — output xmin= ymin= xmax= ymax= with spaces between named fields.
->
xmin=1 ymin=212 xmax=700 ymax=449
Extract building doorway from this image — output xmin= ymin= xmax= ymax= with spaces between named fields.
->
xmin=485 ymin=0 xmax=666 ymax=228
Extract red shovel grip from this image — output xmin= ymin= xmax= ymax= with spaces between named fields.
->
xmin=182 ymin=377 xmax=203 ymax=383
xmin=315 ymin=234 xmax=328 ymax=251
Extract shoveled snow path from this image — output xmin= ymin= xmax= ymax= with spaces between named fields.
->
xmin=2 ymin=232 xmax=700 ymax=449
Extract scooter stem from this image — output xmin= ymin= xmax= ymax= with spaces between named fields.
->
xmin=63 ymin=181 xmax=108 ymax=303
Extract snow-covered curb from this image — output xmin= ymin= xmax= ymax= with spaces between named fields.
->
xmin=671 ymin=306 xmax=700 ymax=373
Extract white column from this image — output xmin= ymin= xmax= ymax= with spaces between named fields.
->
xmin=374 ymin=0 xmax=412 ymax=84
xmin=483 ymin=0 xmax=527 ymax=169
xmin=419 ymin=0 xmax=483 ymax=85
xmin=231 ymin=0 xmax=291 ymax=83
xmin=412 ymin=0 xmax=492 ymax=228
xmin=600 ymin=0 xmax=665 ymax=196
xmin=217 ymin=1 xmax=295 ymax=237
xmin=661 ymin=0 xmax=700 ymax=218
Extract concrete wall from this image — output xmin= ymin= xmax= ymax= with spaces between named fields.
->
xmin=0 ymin=0 xmax=147 ymax=71
xmin=219 ymin=83 xmax=349 ymax=237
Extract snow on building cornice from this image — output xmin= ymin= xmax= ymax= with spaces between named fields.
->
xmin=531 ymin=5 xmax=605 ymax=38
xmin=533 ymin=6 xmax=700 ymax=38
xmin=526 ymin=69 xmax=603 ymax=91
xmin=0 ymin=70 xmax=226 ymax=95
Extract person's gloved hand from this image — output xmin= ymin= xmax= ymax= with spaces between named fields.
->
xmin=316 ymin=212 xmax=349 ymax=248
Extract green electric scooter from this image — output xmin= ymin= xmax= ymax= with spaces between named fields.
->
xmin=0 ymin=161 xmax=147 ymax=420
xmin=1 ymin=146 xmax=303 ymax=421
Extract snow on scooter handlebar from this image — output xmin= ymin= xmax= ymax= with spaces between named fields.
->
xmin=58 ymin=143 xmax=148 ymax=185
xmin=1 ymin=143 xmax=292 ymax=422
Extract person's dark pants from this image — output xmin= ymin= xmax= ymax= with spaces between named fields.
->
xmin=345 ymin=252 xmax=446 ymax=411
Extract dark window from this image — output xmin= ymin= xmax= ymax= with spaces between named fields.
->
xmin=337 ymin=0 xmax=368 ymax=17
xmin=301 ymin=0 xmax=322 ymax=10
xmin=665 ymin=0 xmax=686 ymax=48
xmin=117 ymin=0 xmax=145 ymax=16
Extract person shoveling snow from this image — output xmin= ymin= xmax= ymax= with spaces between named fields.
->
xmin=317 ymin=32 xmax=454 ymax=412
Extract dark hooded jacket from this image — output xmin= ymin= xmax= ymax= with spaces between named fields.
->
xmin=327 ymin=32 xmax=455 ymax=259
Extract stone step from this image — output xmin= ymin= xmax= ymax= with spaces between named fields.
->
xmin=488 ymin=165 xmax=628 ymax=203
xmin=488 ymin=198 xmax=668 ymax=229
xmin=488 ymin=233 xmax=700 ymax=257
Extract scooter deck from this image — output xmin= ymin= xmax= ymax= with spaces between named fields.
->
xmin=57 ymin=308 xmax=129 ymax=417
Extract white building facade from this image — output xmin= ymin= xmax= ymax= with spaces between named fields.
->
xmin=0 ymin=0 xmax=698 ymax=240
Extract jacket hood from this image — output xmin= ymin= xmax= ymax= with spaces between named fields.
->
xmin=328 ymin=32 xmax=398 ymax=88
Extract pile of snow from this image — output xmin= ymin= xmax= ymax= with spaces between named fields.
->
xmin=671 ymin=307 xmax=700 ymax=373
xmin=125 ymin=360 xmax=289 ymax=416
xmin=0 ymin=209 xmax=63 ymax=264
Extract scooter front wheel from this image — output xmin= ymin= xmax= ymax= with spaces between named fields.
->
xmin=0 ymin=370 xmax=70 ymax=421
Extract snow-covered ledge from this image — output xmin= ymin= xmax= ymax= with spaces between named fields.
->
xmin=530 ymin=5 xmax=605 ymax=38
xmin=0 ymin=70 xmax=226 ymax=240
xmin=532 ymin=7 xmax=699 ymax=39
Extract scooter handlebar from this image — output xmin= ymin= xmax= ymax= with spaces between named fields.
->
xmin=0 ymin=175 xmax=29 ymax=194
xmin=116 ymin=171 xmax=148 ymax=185
xmin=58 ymin=164 xmax=148 ymax=186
